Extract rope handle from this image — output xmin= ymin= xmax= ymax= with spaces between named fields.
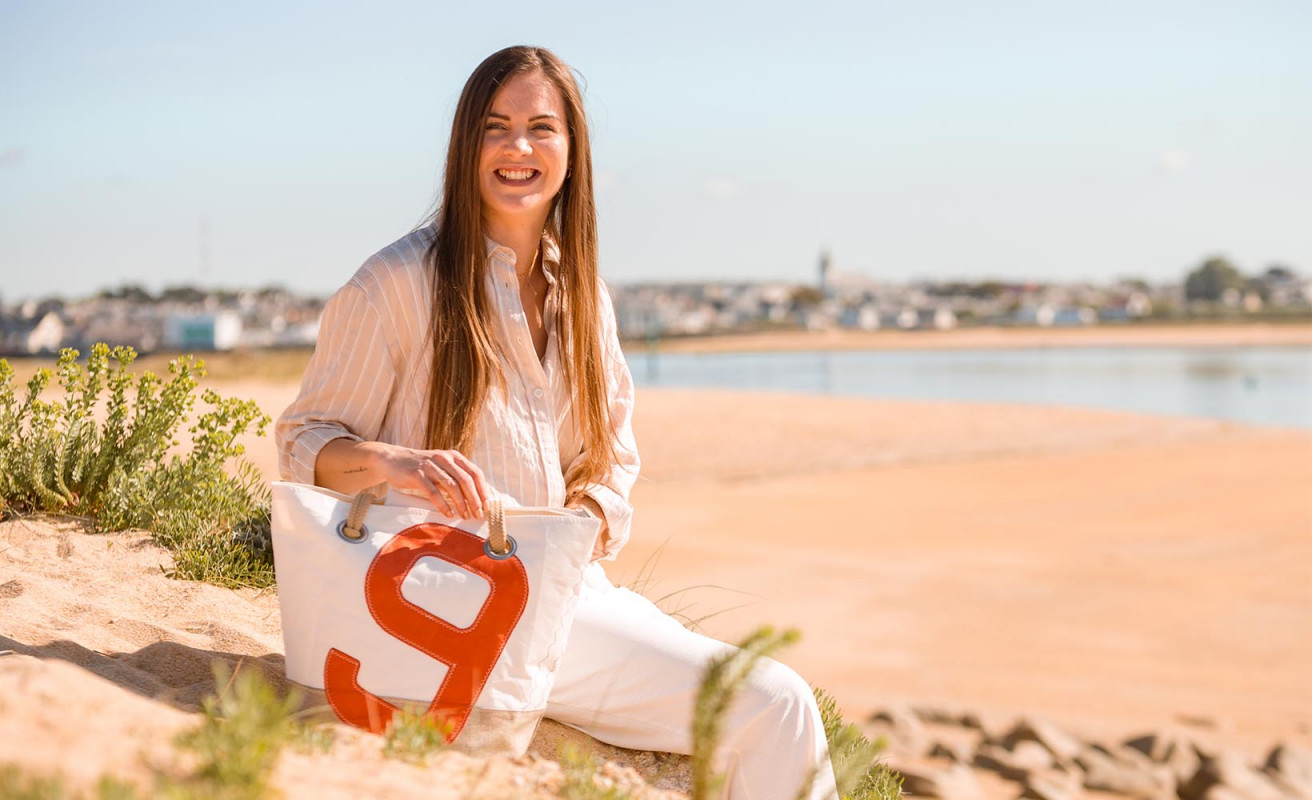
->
xmin=340 ymin=482 xmax=387 ymax=542
xmin=485 ymin=495 xmax=509 ymax=556
xmin=339 ymin=485 xmax=510 ymax=556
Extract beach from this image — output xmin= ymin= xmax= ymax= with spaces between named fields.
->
xmin=2 ymin=325 xmax=1310 ymax=797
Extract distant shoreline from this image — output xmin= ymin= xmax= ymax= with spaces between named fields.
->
xmin=3 ymin=323 xmax=1310 ymax=384
xmin=622 ymin=322 xmax=1312 ymax=355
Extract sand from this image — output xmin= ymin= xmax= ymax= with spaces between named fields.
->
xmin=2 ymin=370 xmax=1310 ymax=796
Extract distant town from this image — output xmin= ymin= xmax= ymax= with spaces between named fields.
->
xmin=1 ymin=255 xmax=1308 ymax=356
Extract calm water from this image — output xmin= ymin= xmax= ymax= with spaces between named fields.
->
xmin=626 ymin=345 xmax=1312 ymax=429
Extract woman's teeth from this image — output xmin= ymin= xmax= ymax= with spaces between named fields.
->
xmin=497 ymin=168 xmax=536 ymax=181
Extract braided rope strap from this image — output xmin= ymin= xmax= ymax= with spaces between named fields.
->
xmin=340 ymin=483 xmax=388 ymax=542
xmin=485 ymin=495 xmax=509 ymax=556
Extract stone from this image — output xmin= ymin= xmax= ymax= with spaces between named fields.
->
xmin=1077 ymin=745 xmax=1176 ymax=800
xmin=929 ymin=739 xmax=974 ymax=763
xmin=1122 ymin=730 xmax=1202 ymax=784
xmin=867 ymin=703 xmax=931 ymax=756
xmin=1264 ymin=743 xmax=1312 ymax=799
xmin=912 ymin=703 xmax=964 ymax=725
xmin=1012 ymin=740 xmax=1057 ymax=772
xmin=896 ymin=763 xmax=984 ymax=800
xmin=973 ymin=743 xmax=1032 ymax=783
xmin=1020 ymin=768 xmax=1082 ymax=800
xmin=958 ymin=710 xmax=984 ymax=730
xmin=999 ymin=717 xmax=1083 ymax=764
xmin=910 ymin=703 xmax=987 ymax=730
xmin=1179 ymin=749 xmax=1288 ymax=800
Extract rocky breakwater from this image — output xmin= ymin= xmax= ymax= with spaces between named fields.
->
xmin=865 ymin=704 xmax=1312 ymax=800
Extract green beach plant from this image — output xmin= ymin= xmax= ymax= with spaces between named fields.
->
xmin=0 ymin=766 xmax=140 ymax=800
xmin=690 ymin=626 xmax=800 ymax=800
xmin=380 ymin=709 xmax=452 ymax=764
xmin=813 ymin=688 xmax=903 ymax=800
xmin=163 ymin=665 xmax=299 ymax=800
xmin=558 ymin=744 xmax=641 ymax=800
xmin=0 ymin=344 xmax=273 ymax=588
xmin=689 ymin=626 xmax=902 ymax=800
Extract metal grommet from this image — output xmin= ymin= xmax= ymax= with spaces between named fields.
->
xmin=337 ymin=520 xmax=368 ymax=543
xmin=483 ymin=535 xmax=518 ymax=560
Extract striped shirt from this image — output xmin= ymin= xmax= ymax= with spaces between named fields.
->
xmin=274 ymin=225 xmax=639 ymax=560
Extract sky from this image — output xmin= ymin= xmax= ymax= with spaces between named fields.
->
xmin=2 ymin=0 xmax=1310 ymax=301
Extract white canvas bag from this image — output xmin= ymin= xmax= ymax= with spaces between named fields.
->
xmin=270 ymin=480 xmax=600 ymax=754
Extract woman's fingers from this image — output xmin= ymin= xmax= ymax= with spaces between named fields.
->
xmin=423 ymin=460 xmax=472 ymax=519
xmin=417 ymin=463 xmax=459 ymax=518
xmin=377 ymin=446 xmax=489 ymax=520
xmin=450 ymin=451 xmax=490 ymax=513
xmin=432 ymin=453 xmax=483 ymax=518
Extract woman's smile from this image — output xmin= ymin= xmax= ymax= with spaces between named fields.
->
xmin=495 ymin=167 xmax=540 ymax=184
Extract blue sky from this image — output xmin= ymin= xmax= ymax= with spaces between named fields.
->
xmin=2 ymin=0 xmax=1309 ymax=300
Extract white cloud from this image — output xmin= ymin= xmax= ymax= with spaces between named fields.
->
xmin=703 ymin=178 xmax=741 ymax=199
xmin=1160 ymin=149 xmax=1191 ymax=174
xmin=0 ymin=148 xmax=25 ymax=168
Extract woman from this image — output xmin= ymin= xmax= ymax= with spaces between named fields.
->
xmin=276 ymin=45 xmax=839 ymax=800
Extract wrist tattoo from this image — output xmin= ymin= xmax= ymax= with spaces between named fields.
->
xmin=343 ymin=466 xmax=368 ymax=475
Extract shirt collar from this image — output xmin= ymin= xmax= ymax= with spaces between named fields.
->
xmin=484 ymin=232 xmax=561 ymax=284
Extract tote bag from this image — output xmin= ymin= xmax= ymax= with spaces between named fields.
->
xmin=270 ymin=480 xmax=601 ymax=754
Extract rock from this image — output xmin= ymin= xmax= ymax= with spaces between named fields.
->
xmin=1012 ymin=741 xmax=1057 ymax=771
xmin=1020 ymin=768 xmax=1082 ymax=800
xmin=912 ymin=703 xmax=965 ymax=725
xmin=910 ymin=703 xmax=987 ymax=730
xmin=867 ymin=703 xmax=931 ymax=756
xmin=999 ymin=717 xmax=1082 ymax=764
xmin=1264 ymin=743 xmax=1312 ymax=799
xmin=1179 ymin=749 xmax=1288 ymax=800
xmin=1122 ymin=730 xmax=1202 ymax=784
xmin=1076 ymin=745 xmax=1176 ymax=800
xmin=896 ymin=763 xmax=984 ymax=800
xmin=929 ymin=739 xmax=974 ymax=763
xmin=973 ymin=743 xmax=1033 ymax=783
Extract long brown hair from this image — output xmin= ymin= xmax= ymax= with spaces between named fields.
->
xmin=423 ymin=45 xmax=619 ymax=498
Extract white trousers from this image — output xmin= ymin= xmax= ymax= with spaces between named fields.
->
xmin=545 ymin=564 xmax=840 ymax=800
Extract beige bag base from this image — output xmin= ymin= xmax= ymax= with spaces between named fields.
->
xmin=288 ymin=681 xmax=545 ymax=755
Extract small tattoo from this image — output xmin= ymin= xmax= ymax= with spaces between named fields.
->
xmin=343 ymin=466 xmax=368 ymax=474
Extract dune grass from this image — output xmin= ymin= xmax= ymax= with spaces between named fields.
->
xmin=0 ymin=344 xmax=275 ymax=588
xmin=380 ymin=710 xmax=452 ymax=765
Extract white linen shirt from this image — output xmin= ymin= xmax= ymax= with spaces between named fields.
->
xmin=274 ymin=226 xmax=639 ymax=560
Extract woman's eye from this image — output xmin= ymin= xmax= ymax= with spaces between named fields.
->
xmin=484 ymin=122 xmax=506 ymax=131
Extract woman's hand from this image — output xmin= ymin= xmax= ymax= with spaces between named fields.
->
xmin=316 ymin=439 xmax=491 ymax=520
xmin=374 ymin=445 xmax=491 ymax=520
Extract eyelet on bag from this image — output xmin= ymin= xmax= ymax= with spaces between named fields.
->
xmin=484 ymin=535 xmax=518 ymax=560
xmin=337 ymin=520 xmax=368 ymax=543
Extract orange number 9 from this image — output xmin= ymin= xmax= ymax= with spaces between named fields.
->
xmin=323 ymin=522 xmax=530 ymax=739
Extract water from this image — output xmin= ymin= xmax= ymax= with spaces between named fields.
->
xmin=626 ymin=345 xmax=1312 ymax=429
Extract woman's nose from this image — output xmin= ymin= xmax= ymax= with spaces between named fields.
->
xmin=510 ymin=134 xmax=532 ymax=155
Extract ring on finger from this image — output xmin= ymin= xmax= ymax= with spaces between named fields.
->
xmin=428 ymin=464 xmax=458 ymax=488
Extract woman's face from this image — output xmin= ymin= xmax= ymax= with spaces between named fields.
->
xmin=478 ymin=70 xmax=570 ymax=231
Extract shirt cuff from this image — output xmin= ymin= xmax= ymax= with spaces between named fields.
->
xmin=583 ymin=484 xmax=633 ymax=562
xmin=283 ymin=425 xmax=362 ymax=485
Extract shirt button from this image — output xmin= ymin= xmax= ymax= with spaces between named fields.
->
xmin=533 ymin=388 xmax=544 ymax=399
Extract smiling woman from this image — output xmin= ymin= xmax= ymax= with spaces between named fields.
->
xmin=274 ymin=45 xmax=839 ymax=800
